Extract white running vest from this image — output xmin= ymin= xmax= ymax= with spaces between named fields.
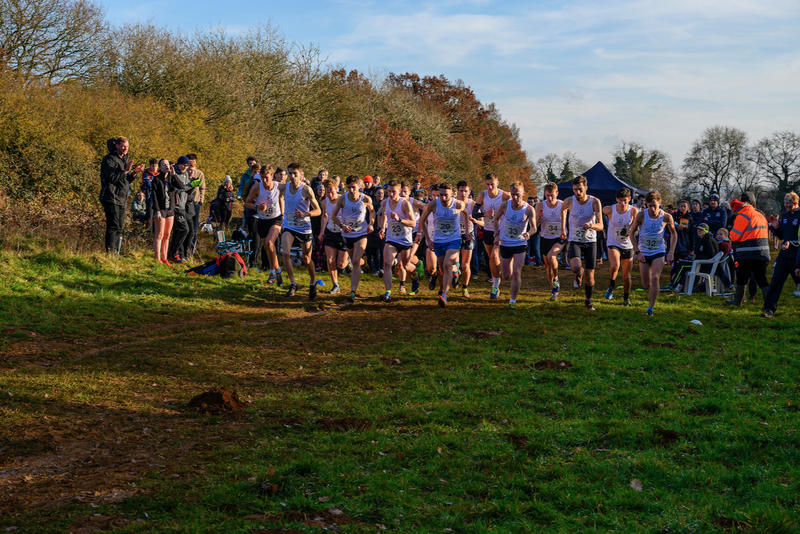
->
xmin=385 ymin=198 xmax=413 ymax=247
xmin=432 ymin=198 xmax=459 ymax=242
xmin=639 ymin=209 xmax=666 ymax=255
xmin=500 ymin=200 xmax=529 ymax=247
xmin=482 ymin=189 xmax=504 ymax=227
xmin=341 ymin=193 xmax=367 ymax=238
xmin=324 ymin=197 xmax=341 ymax=233
xmin=568 ymin=195 xmax=597 ymax=243
xmin=606 ymin=205 xmax=633 ymax=249
xmin=282 ymin=183 xmax=312 ymax=234
xmin=253 ymin=180 xmax=281 ymax=220
xmin=539 ymin=199 xmax=563 ymax=239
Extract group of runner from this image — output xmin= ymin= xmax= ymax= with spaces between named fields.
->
xmin=243 ymin=164 xmax=681 ymax=315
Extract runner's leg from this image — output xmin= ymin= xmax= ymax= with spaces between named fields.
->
xmin=281 ymin=231 xmax=296 ymax=285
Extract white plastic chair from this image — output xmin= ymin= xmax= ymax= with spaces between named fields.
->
xmin=686 ymin=251 xmax=725 ymax=296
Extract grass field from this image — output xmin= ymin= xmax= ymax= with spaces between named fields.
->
xmin=1 ymin=244 xmax=799 ymax=533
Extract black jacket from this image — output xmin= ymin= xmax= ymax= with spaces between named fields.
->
xmin=99 ymin=151 xmax=136 ymax=206
xmin=695 ymin=232 xmax=719 ymax=260
xmin=151 ymin=173 xmax=177 ymax=213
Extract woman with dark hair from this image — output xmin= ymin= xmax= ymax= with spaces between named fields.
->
xmin=151 ymin=159 xmax=177 ymax=265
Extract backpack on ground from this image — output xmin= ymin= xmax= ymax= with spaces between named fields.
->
xmin=186 ymin=259 xmax=219 ymax=276
xmin=217 ymin=252 xmax=247 ymax=278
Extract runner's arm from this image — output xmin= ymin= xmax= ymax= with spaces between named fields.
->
xmin=244 ymin=183 xmax=259 ymax=210
xmin=590 ymin=198 xmax=604 ymax=231
xmin=400 ymin=200 xmax=415 ymax=227
xmin=560 ymin=198 xmax=570 ymax=240
xmin=664 ymin=213 xmax=677 ymax=262
xmin=305 ymin=187 xmax=321 ymax=218
xmin=419 ymin=202 xmax=434 ymax=245
xmin=527 ymin=204 xmax=537 ymax=235
xmin=493 ymin=201 xmax=507 ymax=239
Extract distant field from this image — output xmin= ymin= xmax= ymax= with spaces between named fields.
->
xmin=1 ymin=245 xmax=798 ymax=533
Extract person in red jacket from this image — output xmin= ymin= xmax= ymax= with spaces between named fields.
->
xmin=727 ymin=191 xmax=770 ymax=306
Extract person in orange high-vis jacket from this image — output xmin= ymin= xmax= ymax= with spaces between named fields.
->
xmin=727 ymin=191 xmax=770 ymax=306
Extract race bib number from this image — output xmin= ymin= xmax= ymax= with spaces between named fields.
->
xmin=574 ymin=228 xmax=587 ymax=241
xmin=437 ymin=220 xmax=455 ymax=236
xmin=390 ymin=222 xmax=404 ymax=236
xmin=642 ymin=237 xmax=660 ymax=250
xmin=546 ymin=223 xmax=560 ymax=235
xmin=614 ymin=228 xmax=627 ymax=241
xmin=506 ymin=224 xmax=524 ymax=239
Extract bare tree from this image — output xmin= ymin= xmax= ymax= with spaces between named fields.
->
xmin=681 ymin=126 xmax=747 ymax=199
xmin=0 ymin=0 xmax=107 ymax=84
xmin=751 ymin=131 xmax=800 ymax=200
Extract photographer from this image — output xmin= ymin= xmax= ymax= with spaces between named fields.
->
xmin=99 ymin=136 xmax=144 ymax=254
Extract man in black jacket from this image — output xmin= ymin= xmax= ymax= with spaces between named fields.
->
xmin=99 ymin=137 xmax=144 ymax=253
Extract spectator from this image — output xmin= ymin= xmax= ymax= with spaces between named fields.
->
xmin=239 ymin=158 xmax=260 ymax=260
xmin=727 ymin=191 xmax=769 ymax=306
xmin=99 ymin=136 xmax=144 ymax=253
xmin=673 ymin=199 xmax=695 ymax=260
xmin=762 ymin=192 xmax=800 ymax=317
xmin=365 ymin=186 xmax=385 ymax=274
xmin=310 ymin=168 xmax=328 ymax=192
xmin=211 ymin=176 xmax=236 ymax=227
xmin=373 ymin=174 xmax=382 ymax=188
xmin=689 ymin=199 xmax=705 ymax=227
xmin=141 ymin=158 xmax=158 ymax=211
xmin=131 ymin=191 xmax=148 ymax=224
xmin=674 ymin=223 xmax=718 ymax=293
xmin=363 ymin=175 xmax=375 ymax=198
xmin=526 ymin=196 xmax=542 ymax=266
xmin=311 ymin=183 xmax=327 ymax=272
xmin=237 ymin=156 xmax=258 ymax=200
xmin=703 ymin=193 xmax=727 ymax=234
xmin=187 ymin=154 xmax=206 ymax=256
xmin=715 ymin=227 xmax=734 ymax=289
xmin=167 ymin=156 xmax=199 ymax=263
xmin=151 ymin=159 xmax=177 ymax=264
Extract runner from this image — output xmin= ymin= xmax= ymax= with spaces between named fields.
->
xmin=536 ymin=182 xmax=565 ymax=301
xmin=419 ymin=182 xmax=467 ymax=307
xmin=602 ymin=187 xmax=637 ymax=306
xmin=278 ymin=163 xmax=321 ymax=300
xmin=494 ymin=181 xmax=536 ymax=308
xmin=629 ymin=191 xmax=677 ymax=316
xmin=317 ymin=178 xmax=348 ymax=294
xmin=476 ymin=173 xmax=511 ymax=299
xmin=400 ymin=183 xmax=426 ymax=295
xmin=425 ymin=187 xmax=441 ymax=291
xmin=379 ymin=180 xmax=416 ymax=302
xmin=560 ymin=175 xmax=604 ymax=310
xmin=245 ymin=165 xmax=284 ymax=285
xmin=330 ymin=175 xmax=375 ymax=303
xmin=456 ymin=181 xmax=482 ymax=298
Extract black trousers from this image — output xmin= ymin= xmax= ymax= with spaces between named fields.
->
xmin=189 ymin=202 xmax=201 ymax=255
xmin=763 ymin=251 xmax=800 ymax=312
xmin=102 ymin=201 xmax=126 ymax=254
xmin=735 ymin=258 xmax=768 ymax=288
xmin=169 ymin=208 xmax=191 ymax=259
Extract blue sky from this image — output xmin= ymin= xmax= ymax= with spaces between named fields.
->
xmin=101 ymin=0 xmax=800 ymax=170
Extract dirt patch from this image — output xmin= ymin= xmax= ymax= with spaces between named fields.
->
xmin=314 ymin=417 xmax=371 ymax=431
xmin=381 ymin=357 xmax=403 ymax=366
xmin=188 ymin=387 xmax=245 ymax=413
xmin=653 ymin=428 xmax=684 ymax=446
xmin=534 ymin=359 xmax=573 ymax=370
xmin=68 ymin=515 xmax=132 ymax=534
xmin=711 ymin=516 xmax=751 ymax=531
xmin=468 ymin=329 xmax=504 ymax=338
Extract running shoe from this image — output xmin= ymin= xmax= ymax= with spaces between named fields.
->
xmin=380 ymin=292 xmax=391 ymax=302
xmin=604 ymin=287 xmax=614 ymax=300
xmin=584 ymin=300 xmax=595 ymax=311
xmin=348 ymin=291 xmax=356 ymax=303
xmin=428 ymin=273 xmax=438 ymax=291
xmin=761 ymin=308 xmax=774 ymax=318
xmin=309 ymin=284 xmax=317 ymax=301
xmin=549 ymin=291 xmax=558 ymax=302
xmin=573 ymin=272 xmax=582 ymax=289
xmin=646 ymin=307 xmax=654 ymax=316
xmin=161 ymin=259 xmax=173 ymax=268
xmin=287 ymin=283 xmax=297 ymax=297
xmin=490 ymin=286 xmax=499 ymax=300
xmin=399 ymin=284 xmax=407 ymax=295
xmin=267 ymin=272 xmax=277 ymax=284
xmin=410 ymin=275 xmax=420 ymax=295
xmin=330 ymin=284 xmax=341 ymax=295
xmin=623 ymin=297 xmax=632 ymax=306
xmin=438 ymin=293 xmax=447 ymax=307
xmin=509 ymin=301 xmax=516 ymax=309
xmin=552 ymin=278 xmax=560 ymax=292
xmin=276 ymin=271 xmax=283 ymax=287
xmin=462 ymin=287 xmax=470 ymax=298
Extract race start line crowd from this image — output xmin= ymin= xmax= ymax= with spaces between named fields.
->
xmin=99 ymin=137 xmax=800 ymax=317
